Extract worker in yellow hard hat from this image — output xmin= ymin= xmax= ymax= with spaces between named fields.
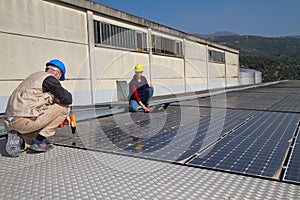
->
xmin=128 ymin=64 xmax=154 ymax=112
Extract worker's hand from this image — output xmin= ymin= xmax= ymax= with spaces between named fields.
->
xmin=59 ymin=116 xmax=71 ymax=128
xmin=65 ymin=116 xmax=71 ymax=126
xmin=139 ymin=101 xmax=150 ymax=112
xmin=142 ymin=105 xmax=150 ymax=113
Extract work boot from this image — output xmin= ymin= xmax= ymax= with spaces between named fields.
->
xmin=30 ymin=139 xmax=54 ymax=152
xmin=6 ymin=130 xmax=24 ymax=157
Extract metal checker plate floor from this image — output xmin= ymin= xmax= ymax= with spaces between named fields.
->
xmin=1 ymin=141 xmax=300 ymax=200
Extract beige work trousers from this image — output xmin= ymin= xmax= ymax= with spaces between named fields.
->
xmin=5 ymin=104 xmax=70 ymax=147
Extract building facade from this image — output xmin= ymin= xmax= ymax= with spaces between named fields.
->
xmin=0 ymin=0 xmax=240 ymax=113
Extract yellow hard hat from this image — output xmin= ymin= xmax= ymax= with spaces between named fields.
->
xmin=134 ymin=64 xmax=144 ymax=73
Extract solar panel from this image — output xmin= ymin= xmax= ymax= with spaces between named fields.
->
xmin=120 ymin=109 xmax=258 ymax=162
xmin=120 ymin=118 xmax=205 ymax=161
xmin=230 ymin=112 xmax=299 ymax=141
xmin=269 ymin=94 xmax=300 ymax=113
xmin=187 ymin=112 xmax=300 ymax=180
xmin=283 ymin=127 xmax=300 ymax=183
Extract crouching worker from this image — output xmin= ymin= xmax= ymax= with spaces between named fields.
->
xmin=4 ymin=59 xmax=72 ymax=157
xmin=128 ymin=64 xmax=154 ymax=112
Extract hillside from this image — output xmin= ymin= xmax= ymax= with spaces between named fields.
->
xmin=207 ymin=35 xmax=300 ymax=81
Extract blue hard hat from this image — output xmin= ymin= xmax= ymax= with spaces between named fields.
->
xmin=46 ymin=59 xmax=66 ymax=81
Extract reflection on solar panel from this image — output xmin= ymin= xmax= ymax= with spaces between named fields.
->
xmin=119 ymin=109 xmax=256 ymax=162
xmin=187 ymin=112 xmax=300 ymax=180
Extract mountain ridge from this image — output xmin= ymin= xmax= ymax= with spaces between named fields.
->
xmin=196 ymin=33 xmax=300 ymax=81
xmin=194 ymin=31 xmax=300 ymax=39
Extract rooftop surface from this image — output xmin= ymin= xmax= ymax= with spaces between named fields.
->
xmin=1 ymin=80 xmax=300 ymax=199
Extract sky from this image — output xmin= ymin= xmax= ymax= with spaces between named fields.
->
xmin=91 ymin=0 xmax=300 ymax=37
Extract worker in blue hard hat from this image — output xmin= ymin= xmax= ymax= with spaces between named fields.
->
xmin=4 ymin=59 xmax=72 ymax=156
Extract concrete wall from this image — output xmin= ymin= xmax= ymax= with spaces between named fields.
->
xmin=240 ymin=72 xmax=255 ymax=85
xmin=151 ymin=55 xmax=185 ymax=95
xmin=239 ymin=68 xmax=262 ymax=85
xmin=0 ymin=0 xmax=240 ymax=113
xmin=184 ymin=40 xmax=208 ymax=92
xmin=225 ymin=52 xmax=239 ymax=87
xmin=207 ymin=47 xmax=225 ymax=89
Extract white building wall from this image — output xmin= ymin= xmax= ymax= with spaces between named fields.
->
xmin=239 ymin=68 xmax=262 ymax=85
xmin=151 ymin=56 xmax=185 ymax=95
xmin=184 ymin=40 xmax=208 ymax=91
xmin=225 ymin=52 xmax=239 ymax=87
xmin=207 ymin=47 xmax=226 ymax=89
xmin=208 ymin=65 xmax=226 ymax=89
xmin=240 ymin=72 xmax=255 ymax=85
xmin=255 ymin=72 xmax=262 ymax=84
xmin=0 ymin=0 xmax=87 ymax=43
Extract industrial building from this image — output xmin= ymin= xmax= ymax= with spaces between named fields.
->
xmin=0 ymin=0 xmax=240 ymax=113
xmin=1 ymin=1 xmax=300 ymax=199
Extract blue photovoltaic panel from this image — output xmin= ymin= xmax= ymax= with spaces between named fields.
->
xmin=187 ymin=135 xmax=289 ymax=178
xmin=187 ymin=112 xmax=299 ymax=179
xmin=283 ymin=127 xmax=300 ymax=183
xmin=283 ymin=144 xmax=300 ymax=183
xmin=269 ymin=94 xmax=300 ymax=113
xmin=175 ymin=117 xmax=245 ymax=162
xmin=120 ymin=109 xmax=257 ymax=162
xmin=120 ymin=117 xmax=220 ymax=162
xmin=230 ymin=112 xmax=299 ymax=141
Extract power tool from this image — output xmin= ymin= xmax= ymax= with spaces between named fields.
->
xmin=59 ymin=113 xmax=77 ymax=134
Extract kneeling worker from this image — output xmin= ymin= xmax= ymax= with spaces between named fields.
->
xmin=4 ymin=59 xmax=72 ymax=157
xmin=128 ymin=64 xmax=154 ymax=112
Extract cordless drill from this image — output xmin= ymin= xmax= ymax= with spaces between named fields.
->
xmin=59 ymin=113 xmax=77 ymax=134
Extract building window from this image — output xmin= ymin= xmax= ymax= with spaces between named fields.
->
xmin=94 ymin=20 xmax=147 ymax=52
xmin=101 ymin=22 xmax=110 ymax=45
xmin=208 ymin=49 xmax=225 ymax=63
xmin=175 ymin=41 xmax=182 ymax=57
xmin=152 ymin=35 xmax=183 ymax=57
xmin=94 ymin=20 xmax=100 ymax=44
xmin=136 ymin=31 xmax=147 ymax=52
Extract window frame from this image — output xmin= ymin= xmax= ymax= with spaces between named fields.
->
xmin=208 ymin=49 xmax=225 ymax=63
xmin=94 ymin=20 xmax=148 ymax=52
xmin=152 ymin=35 xmax=183 ymax=57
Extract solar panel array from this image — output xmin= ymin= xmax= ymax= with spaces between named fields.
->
xmin=52 ymin=80 xmax=300 ymax=184
xmin=187 ymin=112 xmax=300 ymax=179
